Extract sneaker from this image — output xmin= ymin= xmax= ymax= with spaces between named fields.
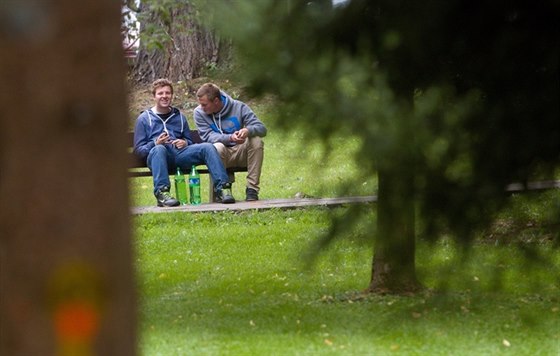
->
xmin=246 ymin=187 xmax=259 ymax=201
xmin=155 ymin=187 xmax=180 ymax=207
xmin=216 ymin=183 xmax=235 ymax=204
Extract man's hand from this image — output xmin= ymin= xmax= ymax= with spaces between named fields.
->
xmin=156 ymin=132 xmax=171 ymax=145
xmin=171 ymin=139 xmax=187 ymax=149
xmin=230 ymin=128 xmax=249 ymax=144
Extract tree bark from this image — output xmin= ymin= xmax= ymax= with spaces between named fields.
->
xmin=131 ymin=2 xmax=231 ymax=83
xmin=0 ymin=1 xmax=135 ymax=355
xmin=368 ymin=167 xmax=422 ymax=294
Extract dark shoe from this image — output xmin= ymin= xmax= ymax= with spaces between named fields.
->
xmin=216 ymin=183 xmax=235 ymax=204
xmin=155 ymin=188 xmax=180 ymax=207
xmin=246 ymin=188 xmax=259 ymax=201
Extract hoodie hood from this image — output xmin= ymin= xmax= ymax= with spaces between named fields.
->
xmin=216 ymin=91 xmax=232 ymax=117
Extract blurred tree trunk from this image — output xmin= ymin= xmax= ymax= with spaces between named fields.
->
xmin=131 ymin=1 xmax=231 ymax=83
xmin=368 ymin=105 xmax=421 ymax=293
xmin=368 ymin=168 xmax=421 ymax=293
xmin=0 ymin=1 xmax=135 ymax=355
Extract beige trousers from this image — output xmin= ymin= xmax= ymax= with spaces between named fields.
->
xmin=213 ymin=136 xmax=264 ymax=192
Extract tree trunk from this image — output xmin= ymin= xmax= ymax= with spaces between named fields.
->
xmin=131 ymin=2 xmax=231 ymax=83
xmin=0 ymin=1 xmax=135 ymax=355
xmin=368 ymin=167 xmax=422 ymax=294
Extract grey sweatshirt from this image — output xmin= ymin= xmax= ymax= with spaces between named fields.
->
xmin=193 ymin=91 xmax=267 ymax=146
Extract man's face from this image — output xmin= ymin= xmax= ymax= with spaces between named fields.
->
xmin=197 ymin=95 xmax=222 ymax=115
xmin=154 ymin=85 xmax=173 ymax=110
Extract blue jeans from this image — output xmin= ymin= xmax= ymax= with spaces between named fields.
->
xmin=147 ymin=143 xmax=229 ymax=194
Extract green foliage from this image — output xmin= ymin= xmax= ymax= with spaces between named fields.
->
xmin=139 ymin=23 xmax=171 ymax=51
xmin=205 ymin=0 xmax=560 ymax=245
xmin=134 ymin=209 xmax=560 ymax=355
xmin=135 ymin=0 xmax=198 ymax=53
xmin=136 ymin=0 xmax=173 ymax=52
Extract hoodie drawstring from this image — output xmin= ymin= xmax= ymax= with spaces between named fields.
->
xmin=212 ymin=113 xmax=223 ymax=134
xmin=147 ymin=109 xmax=180 ymax=135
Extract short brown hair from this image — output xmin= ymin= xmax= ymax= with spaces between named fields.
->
xmin=196 ymin=83 xmax=221 ymax=101
xmin=151 ymin=78 xmax=174 ymax=96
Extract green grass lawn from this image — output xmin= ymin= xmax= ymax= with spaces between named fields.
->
xmin=133 ymin=207 xmax=559 ymax=355
xmin=130 ymin=100 xmax=559 ymax=355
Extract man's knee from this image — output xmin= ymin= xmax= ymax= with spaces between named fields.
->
xmin=248 ymin=136 xmax=263 ymax=149
xmin=213 ymin=142 xmax=227 ymax=157
xmin=147 ymin=145 xmax=169 ymax=170
xmin=152 ymin=144 xmax=167 ymax=153
xmin=149 ymin=144 xmax=167 ymax=159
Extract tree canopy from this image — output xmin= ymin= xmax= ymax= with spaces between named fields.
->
xmin=202 ymin=0 xmax=559 ymax=292
xmin=210 ymin=0 xmax=559 ymax=238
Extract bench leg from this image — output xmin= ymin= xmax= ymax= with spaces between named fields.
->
xmin=208 ymin=177 xmax=215 ymax=203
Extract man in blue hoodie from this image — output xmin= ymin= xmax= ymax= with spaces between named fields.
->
xmin=133 ymin=79 xmax=235 ymax=207
xmin=194 ymin=83 xmax=267 ymax=201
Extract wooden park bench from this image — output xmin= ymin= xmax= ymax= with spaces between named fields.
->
xmin=128 ymin=131 xmax=247 ymax=202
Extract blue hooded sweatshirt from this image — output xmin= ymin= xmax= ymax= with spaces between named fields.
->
xmin=133 ymin=107 xmax=193 ymax=162
xmin=193 ymin=91 xmax=267 ymax=147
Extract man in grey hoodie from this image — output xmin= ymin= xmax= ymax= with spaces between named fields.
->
xmin=194 ymin=83 xmax=267 ymax=201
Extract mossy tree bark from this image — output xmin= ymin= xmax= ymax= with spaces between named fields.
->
xmin=130 ymin=1 xmax=231 ymax=83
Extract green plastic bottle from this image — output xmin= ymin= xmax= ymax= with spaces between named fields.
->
xmin=189 ymin=165 xmax=201 ymax=205
xmin=174 ymin=167 xmax=188 ymax=205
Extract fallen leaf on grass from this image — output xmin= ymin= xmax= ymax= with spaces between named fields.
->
xmin=249 ymin=320 xmax=255 ymax=326
xmin=503 ymin=339 xmax=511 ymax=347
xmin=320 ymin=295 xmax=334 ymax=303
xmin=324 ymin=339 xmax=333 ymax=346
